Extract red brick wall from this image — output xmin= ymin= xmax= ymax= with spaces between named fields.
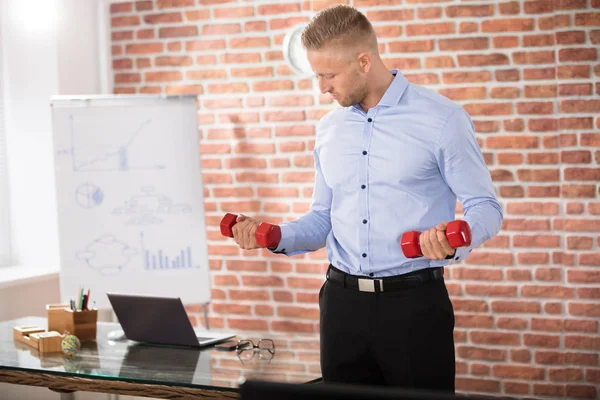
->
xmin=109 ymin=0 xmax=600 ymax=398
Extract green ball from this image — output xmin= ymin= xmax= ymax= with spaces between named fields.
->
xmin=61 ymin=334 xmax=81 ymax=358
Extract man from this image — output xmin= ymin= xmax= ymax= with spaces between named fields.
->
xmin=229 ymin=4 xmax=503 ymax=393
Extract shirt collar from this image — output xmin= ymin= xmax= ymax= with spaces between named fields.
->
xmin=378 ymin=69 xmax=409 ymax=107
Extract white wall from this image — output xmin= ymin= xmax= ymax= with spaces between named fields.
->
xmin=1 ymin=0 xmax=111 ymax=271
xmin=1 ymin=0 xmax=115 ymax=398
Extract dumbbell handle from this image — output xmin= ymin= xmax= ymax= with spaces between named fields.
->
xmin=220 ymin=213 xmax=282 ymax=249
xmin=400 ymin=220 xmax=472 ymax=259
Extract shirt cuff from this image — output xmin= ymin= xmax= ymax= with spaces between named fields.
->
xmin=269 ymin=224 xmax=294 ymax=254
xmin=452 ymin=246 xmax=472 ymax=263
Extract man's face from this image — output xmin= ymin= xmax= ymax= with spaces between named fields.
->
xmin=307 ymin=47 xmax=368 ymax=108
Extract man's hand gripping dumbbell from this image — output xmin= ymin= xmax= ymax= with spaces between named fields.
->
xmin=400 ymin=220 xmax=472 ymax=260
xmin=220 ymin=213 xmax=281 ymax=250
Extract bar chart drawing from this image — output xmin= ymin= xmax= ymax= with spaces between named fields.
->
xmin=56 ymin=114 xmax=165 ymax=172
xmin=140 ymin=232 xmax=200 ymax=270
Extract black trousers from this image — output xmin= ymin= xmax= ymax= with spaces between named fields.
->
xmin=319 ymin=266 xmax=456 ymax=392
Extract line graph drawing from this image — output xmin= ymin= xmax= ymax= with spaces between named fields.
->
xmin=56 ymin=114 xmax=165 ymax=172
xmin=75 ymin=183 xmax=104 ymax=208
xmin=140 ymin=232 xmax=200 ymax=270
xmin=112 ymin=185 xmax=191 ymax=225
xmin=76 ymin=234 xmax=138 ymax=276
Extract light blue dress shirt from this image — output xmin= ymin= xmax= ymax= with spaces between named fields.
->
xmin=272 ymin=70 xmax=503 ymax=278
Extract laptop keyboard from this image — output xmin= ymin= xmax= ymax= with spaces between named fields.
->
xmin=196 ymin=336 xmax=213 ymax=341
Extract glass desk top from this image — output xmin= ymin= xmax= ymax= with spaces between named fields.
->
xmin=0 ymin=317 xmax=321 ymax=393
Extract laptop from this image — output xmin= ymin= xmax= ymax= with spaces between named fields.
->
xmin=107 ymin=293 xmax=236 ymax=348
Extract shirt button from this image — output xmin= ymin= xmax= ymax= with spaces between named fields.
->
xmin=361 ymin=185 xmax=366 ymax=189
xmin=369 ymin=273 xmax=374 ymax=277
xmin=362 ymin=253 xmax=367 ymax=258
xmin=367 ymin=118 xmax=372 ymax=122
xmin=362 ymin=219 xmax=367 ymax=224
xmin=362 ymin=151 xmax=367 ymax=155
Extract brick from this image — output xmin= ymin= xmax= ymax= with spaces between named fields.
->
xmin=417 ymin=7 xmax=441 ymax=19
xmin=517 ymin=252 xmax=549 ymax=264
xmin=471 ymin=331 xmax=520 ymax=346
xmin=566 ymin=202 xmax=585 ymax=214
xmin=561 ymin=151 xmax=591 ymax=164
xmin=558 ymin=65 xmax=590 ymax=79
xmin=528 ymin=118 xmax=557 ymax=132
xmin=143 ymin=12 xmax=182 ymax=24
xmin=566 ymin=385 xmax=597 ymax=399
xmin=367 ymin=9 xmax=414 ymax=21
xmin=185 ymin=39 xmax=226 ymax=51
xmin=389 ymin=40 xmax=433 ymax=53
xmin=493 ymin=36 xmax=519 ymax=49
xmin=491 ymin=301 xmax=541 ymax=313
xmin=443 ymin=71 xmax=491 ymax=84
xmin=565 ymin=352 xmax=598 ymax=366
xmin=486 ymin=136 xmax=538 ymax=149
xmin=184 ymin=10 xmax=210 ymax=21
xmin=270 ymin=16 xmax=310 ymax=31
xmin=568 ymin=303 xmax=600 ymax=318
xmin=202 ymin=23 xmax=241 ymax=35
xmin=556 ymin=30 xmax=587 ymax=45
xmin=535 ymin=350 xmax=564 ymax=364
xmin=272 ymin=321 xmax=314 ymax=333
xmin=482 ymin=18 xmax=534 ymax=32
xmin=214 ymin=6 xmax=253 ymax=18
xmin=506 ymin=269 xmax=532 ymax=281
xmin=534 ymin=384 xmax=565 ymax=397
xmin=535 ymin=268 xmax=562 ymax=282
xmin=493 ymin=365 xmax=545 ymax=380
xmin=523 ymin=34 xmax=554 ymax=46
xmin=497 ymin=317 xmax=528 ymax=330
xmin=459 ymin=22 xmax=478 ymax=34
xmin=561 ymin=185 xmax=597 ymax=198
xmin=465 ymin=284 xmax=517 ymax=297
xmin=524 ymin=67 xmax=555 ymax=80
xmin=560 ymin=117 xmax=594 ymax=130
xmin=439 ymin=38 xmax=488 ymax=51
xmin=559 ymin=48 xmax=598 ymax=62
xmin=504 ymin=381 xmax=529 ymax=395
xmin=228 ymin=318 xmax=268 ymax=331
xmin=439 ymin=87 xmax=486 ymax=101
xmin=112 ymin=31 xmax=133 ymax=41
xmin=458 ymin=54 xmax=509 ymax=67
xmin=490 ymin=87 xmax=520 ymax=99
xmin=575 ymin=12 xmax=600 ymax=26
xmin=257 ymin=3 xmax=300 ymax=15
xmin=455 ymin=378 xmax=501 ymax=394
xmin=527 ymin=152 xmax=559 ymax=164
xmin=406 ymin=22 xmax=454 ymax=36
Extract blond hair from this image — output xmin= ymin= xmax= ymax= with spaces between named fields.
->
xmin=301 ymin=4 xmax=377 ymax=52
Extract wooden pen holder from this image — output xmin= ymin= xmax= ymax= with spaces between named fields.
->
xmin=47 ymin=304 xmax=98 ymax=341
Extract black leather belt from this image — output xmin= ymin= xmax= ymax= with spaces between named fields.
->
xmin=326 ymin=265 xmax=444 ymax=292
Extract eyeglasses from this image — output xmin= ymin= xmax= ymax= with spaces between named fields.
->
xmin=236 ymin=339 xmax=275 ymax=362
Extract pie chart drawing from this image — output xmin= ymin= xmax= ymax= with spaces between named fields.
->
xmin=76 ymin=183 xmax=104 ymax=208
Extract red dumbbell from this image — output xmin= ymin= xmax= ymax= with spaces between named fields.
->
xmin=400 ymin=220 xmax=472 ymax=258
xmin=220 ymin=213 xmax=282 ymax=249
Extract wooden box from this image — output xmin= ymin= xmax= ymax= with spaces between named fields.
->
xmin=13 ymin=325 xmax=63 ymax=354
xmin=46 ymin=304 xmax=97 ymax=341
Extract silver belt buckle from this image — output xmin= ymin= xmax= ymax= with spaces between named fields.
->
xmin=358 ymin=278 xmax=383 ymax=292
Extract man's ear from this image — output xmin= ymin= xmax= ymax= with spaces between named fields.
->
xmin=357 ymin=52 xmax=371 ymax=73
